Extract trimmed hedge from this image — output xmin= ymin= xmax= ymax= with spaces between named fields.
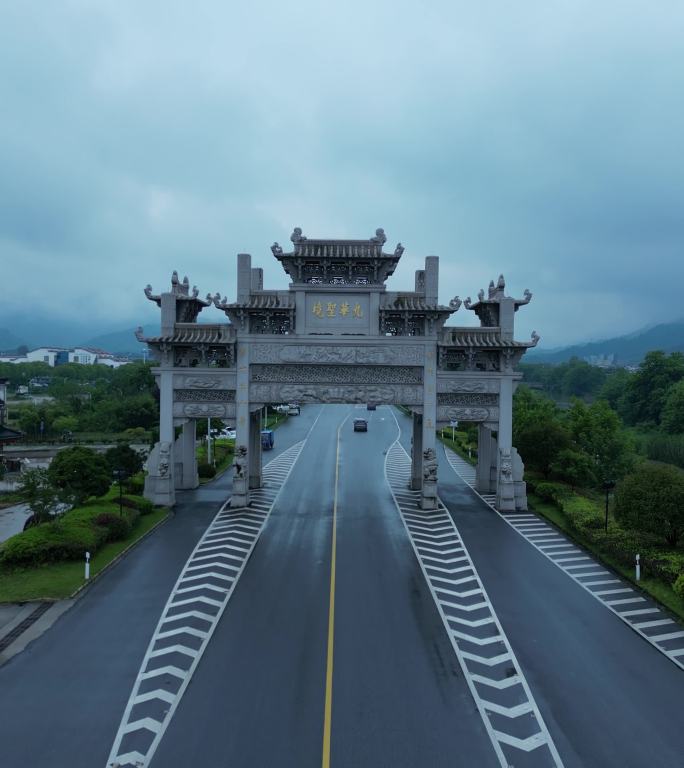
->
xmin=95 ymin=512 xmax=132 ymax=542
xmin=538 ymin=488 xmax=684 ymax=585
xmin=674 ymin=574 xmax=684 ymax=599
xmin=0 ymin=519 xmax=108 ymax=567
xmin=198 ymin=463 xmax=216 ymax=479
xmin=0 ymin=489 xmax=153 ymax=569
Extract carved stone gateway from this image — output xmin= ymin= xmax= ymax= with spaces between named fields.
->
xmin=140 ymin=229 xmax=537 ymax=511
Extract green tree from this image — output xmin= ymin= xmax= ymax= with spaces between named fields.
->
xmin=104 ymin=443 xmax=144 ymax=477
xmin=560 ymin=358 xmax=606 ymax=399
xmin=17 ymin=405 xmax=41 ymax=436
xmin=615 ymin=462 xmax=684 ymax=546
xmin=550 ymin=448 xmax=596 ymax=490
xmin=53 ymin=415 xmax=78 ymax=434
xmin=516 ymin=419 xmax=571 ymax=478
xmin=18 ymin=468 xmax=62 ymax=524
xmin=623 ymin=351 xmax=684 ymax=426
xmin=661 ymin=380 xmax=684 ymax=434
xmin=48 ymin=446 xmax=111 ymax=505
xmin=565 ymin=399 xmax=633 ymax=483
xmin=597 ymin=368 xmax=632 ymax=415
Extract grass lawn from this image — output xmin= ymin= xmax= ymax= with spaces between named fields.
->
xmin=528 ymin=493 xmax=684 ymax=622
xmin=437 ymin=432 xmax=477 ymax=465
xmin=0 ymin=508 xmax=168 ymax=603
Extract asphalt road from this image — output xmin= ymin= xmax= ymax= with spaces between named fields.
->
xmin=0 ymin=408 xmax=319 ymax=768
xmin=0 ymin=405 xmax=682 ymax=768
xmin=394 ymin=408 xmax=684 ymax=768
xmin=152 ymin=404 xmax=497 ymax=768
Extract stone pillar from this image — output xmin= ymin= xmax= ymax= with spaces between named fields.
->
xmin=249 ymin=410 xmax=262 ymax=490
xmin=421 ymin=347 xmax=438 ymax=510
xmin=424 ymin=256 xmax=439 ymax=304
xmin=237 ymin=253 xmax=251 ymax=303
xmin=144 ymin=369 xmax=176 ymax=506
xmin=496 ymin=377 xmax=516 ymax=512
xmin=175 ymin=420 xmax=198 ymax=490
xmin=410 ymin=412 xmax=423 ymax=490
xmin=476 ymin=424 xmax=492 ymax=494
xmin=232 ymin=340 xmax=250 ymax=507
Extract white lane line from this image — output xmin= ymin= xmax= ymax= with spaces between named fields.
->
xmin=386 ymin=417 xmax=564 ymax=767
xmin=105 ymin=424 xmax=318 ymax=768
xmin=441 ymin=444 xmax=684 ymax=673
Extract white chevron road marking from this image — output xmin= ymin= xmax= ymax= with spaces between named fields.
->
xmin=441 ymin=443 xmax=684 ymax=673
xmin=494 ymin=730 xmax=548 ymax=751
xmin=471 ymin=673 xmax=522 ymax=690
xmin=107 ymin=430 xmax=315 ymax=768
xmin=133 ymin=689 xmax=176 ymax=705
xmin=386 ymin=416 xmax=564 ymax=768
xmin=112 ymin=750 xmax=146 ymax=766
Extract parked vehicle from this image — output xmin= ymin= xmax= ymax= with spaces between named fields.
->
xmin=353 ymin=418 xmax=368 ymax=432
xmin=260 ymin=429 xmax=275 ymax=450
xmin=287 ymin=403 xmax=300 ymax=415
xmin=211 ymin=427 xmax=236 ymax=439
xmin=366 ymin=403 xmax=377 ymax=410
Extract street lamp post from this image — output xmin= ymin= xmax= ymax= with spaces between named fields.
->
xmin=603 ymin=479 xmax=615 ymax=533
xmin=113 ymin=468 xmax=126 ymax=516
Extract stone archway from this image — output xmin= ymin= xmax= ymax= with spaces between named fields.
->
xmin=139 ymin=229 xmax=538 ymax=511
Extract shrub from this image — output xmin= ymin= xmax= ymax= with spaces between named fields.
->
xmin=125 ymin=475 xmax=145 ymax=495
xmin=198 ymin=463 xmax=216 ymax=479
xmin=535 ymin=482 xmax=570 ymax=506
xmin=674 ymin=574 xmax=684 ymax=599
xmin=135 ymin=497 xmax=154 ymax=515
xmin=0 ymin=520 xmax=105 ymax=567
xmin=561 ymin=495 xmax=604 ymax=533
xmin=94 ymin=512 xmax=131 ymax=541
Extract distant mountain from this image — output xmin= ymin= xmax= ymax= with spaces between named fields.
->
xmin=0 ymin=328 xmax=27 ymax=352
xmin=528 ymin=321 xmax=684 ymax=365
xmin=81 ymin=327 xmax=154 ymax=355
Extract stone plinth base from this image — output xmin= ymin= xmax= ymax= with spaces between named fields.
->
xmin=144 ymin=474 xmax=176 ymax=507
xmin=231 ymin=476 xmax=249 ymax=507
xmin=496 ymin=480 xmax=516 ymax=512
xmin=420 ymin=480 xmax=438 ymax=510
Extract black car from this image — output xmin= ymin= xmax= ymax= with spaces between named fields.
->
xmin=353 ymin=418 xmax=368 ymax=432
xmin=366 ymin=403 xmax=377 ymax=410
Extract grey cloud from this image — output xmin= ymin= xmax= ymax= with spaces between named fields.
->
xmin=1 ymin=0 xmax=683 ymax=347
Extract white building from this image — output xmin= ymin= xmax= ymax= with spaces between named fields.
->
xmin=3 ymin=347 xmax=130 ymax=367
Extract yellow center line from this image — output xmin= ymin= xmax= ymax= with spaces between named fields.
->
xmin=321 ymin=413 xmax=346 ymax=768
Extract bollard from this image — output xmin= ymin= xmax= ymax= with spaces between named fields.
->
xmin=635 ymin=553 xmax=640 ymax=582
xmin=85 ymin=551 xmax=91 ymax=580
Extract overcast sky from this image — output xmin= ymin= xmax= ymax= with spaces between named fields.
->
xmin=1 ymin=1 xmax=683 ymax=347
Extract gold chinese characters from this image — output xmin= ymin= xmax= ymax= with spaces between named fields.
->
xmin=312 ymin=301 xmax=363 ymax=318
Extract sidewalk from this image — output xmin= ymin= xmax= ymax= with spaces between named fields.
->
xmin=0 ymin=601 xmax=74 ymax=666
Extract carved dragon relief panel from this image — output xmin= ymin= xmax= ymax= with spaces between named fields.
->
xmin=436 ymin=378 xmax=500 ymax=394
xmin=183 ymin=376 xmax=223 ymax=388
xmin=437 ymin=393 xmax=499 ymax=406
xmin=173 ymin=403 xmax=237 ymax=418
xmin=250 ymin=343 xmax=425 ymax=366
xmin=249 ymin=383 xmax=423 ymax=405
xmin=437 ymin=406 xmax=497 ymax=423
xmin=250 ymin=364 xmax=422 ymax=385
xmin=174 ymin=389 xmax=236 ymax=402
